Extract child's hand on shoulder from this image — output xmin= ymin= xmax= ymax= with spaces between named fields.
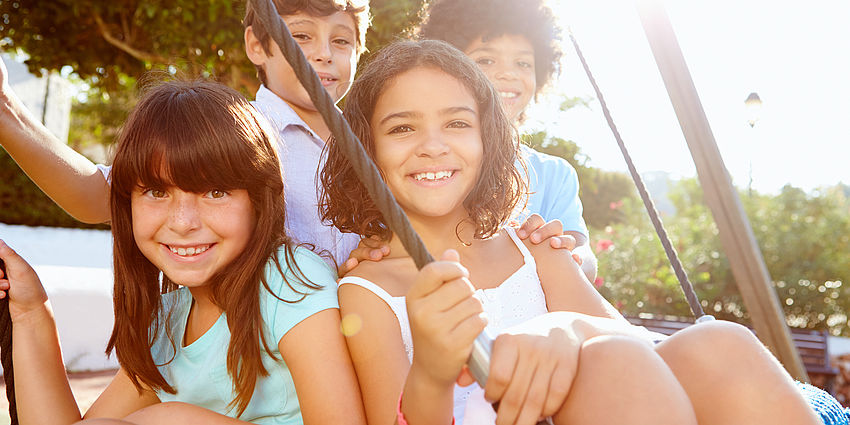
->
xmin=406 ymin=249 xmax=487 ymax=388
xmin=0 ymin=239 xmax=49 ymax=322
xmin=515 ymin=214 xmax=582 ymax=264
xmin=485 ymin=315 xmax=582 ymax=425
xmin=339 ymin=235 xmax=391 ymax=275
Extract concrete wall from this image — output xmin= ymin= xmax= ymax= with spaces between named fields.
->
xmin=3 ymin=53 xmax=72 ymax=143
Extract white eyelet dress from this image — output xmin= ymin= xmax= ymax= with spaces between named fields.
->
xmin=338 ymin=227 xmax=549 ymax=424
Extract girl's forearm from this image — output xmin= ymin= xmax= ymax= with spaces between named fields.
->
xmin=12 ymin=302 xmax=82 ymax=425
xmin=400 ymin=365 xmax=455 ymax=425
xmin=0 ymin=90 xmax=110 ymax=223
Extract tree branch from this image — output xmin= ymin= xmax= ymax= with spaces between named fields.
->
xmin=93 ymin=12 xmax=167 ymax=63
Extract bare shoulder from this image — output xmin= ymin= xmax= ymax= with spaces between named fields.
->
xmin=343 ymin=256 xmax=416 ymax=298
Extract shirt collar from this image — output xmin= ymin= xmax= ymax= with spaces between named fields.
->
xmin=253 ymin=85 xmax=323 ymax=142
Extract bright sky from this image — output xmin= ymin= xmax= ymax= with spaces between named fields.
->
xmin=524 ymin=0 xmax=850 ymax=194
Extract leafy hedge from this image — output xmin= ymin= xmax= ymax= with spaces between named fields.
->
xmin=0 ymin=148 xmax=109 ymax=229
xmin=592 ymin=179 xmax=850 ymax=336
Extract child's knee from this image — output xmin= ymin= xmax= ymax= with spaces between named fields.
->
xmin=658 ymin=320 xmax=770 ymax=371
xmin=580 ymin=334 xmax=657 ymax=370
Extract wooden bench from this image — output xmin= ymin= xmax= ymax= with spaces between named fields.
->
xmin=625 ymin=315 xmax=840 ymax=393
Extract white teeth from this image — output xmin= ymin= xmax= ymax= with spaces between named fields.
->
xmin=499 ymin=91 xmax=519 ymax=99
xmin=169 ymin=245 xmax=209 ymax=257
xmin=413 ymin=170 xmax=454 ymax=181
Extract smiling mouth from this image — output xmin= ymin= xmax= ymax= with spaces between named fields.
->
xmin=499 ymin=91 xmax=519 ymax=99
xmin=167 ymin=244 xmax=212 ymax=257
xmin=411 ymin=170 xmax=455 ymax=181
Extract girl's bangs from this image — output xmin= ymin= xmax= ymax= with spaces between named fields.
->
xmin=114 ymin=103 xmax=265 ymax=196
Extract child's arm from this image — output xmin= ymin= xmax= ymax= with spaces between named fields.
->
xmin=337 ymin=279 xmax=411 ymax=424
xmin=526 ymin=237 xmax=626 ymax=321
xmin=0 ymin=240 xmax=157 ymax=424
xmin=0 ymin=58 xmax=110 ymax=224
xmin=279 ymin=308 xmax=367 ymax=425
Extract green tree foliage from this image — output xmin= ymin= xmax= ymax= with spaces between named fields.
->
xmin=593 ymin=178 xmax=850 ymax=335
xmin=2 ymin=0 xmax=428 ymax=147
xmin=0 ymin=0 xmax=252 ymax=94
xmin=0 ymin=149 xmax=108 ymax=229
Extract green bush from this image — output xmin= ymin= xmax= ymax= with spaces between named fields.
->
xmin=592 ymin=179 xmax=850 ymax=336
xmin=0 ymin=148 xmax=109 ymax=229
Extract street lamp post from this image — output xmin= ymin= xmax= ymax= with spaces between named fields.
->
xmin=745 ymin=92 xmax=762 ymax=196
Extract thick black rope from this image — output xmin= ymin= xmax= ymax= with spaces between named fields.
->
xmin=248 ymin=0 xmax=517 ymax=409
xmin=251 ymin=0 xmax=434 ymax=270
xmin=568 ymin=30 xmax=709 ymax=320
xmin=0 ymin=259 xmax=16 ymax=424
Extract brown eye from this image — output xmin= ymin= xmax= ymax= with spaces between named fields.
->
xmin=388 ymin=125 xmax=414 ymax=134
xmin=205 ymin=190 xmax=228 ymax=199
xmin=143 ymin=188 xmax=167 ymax=199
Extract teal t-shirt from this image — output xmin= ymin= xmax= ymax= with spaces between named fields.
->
xmin=149 ymin=246 xmax=338 ymax=424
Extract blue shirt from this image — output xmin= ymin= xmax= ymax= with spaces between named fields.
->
xmin=150 ymin=246 xmax=338 ymax=424
xmin=517 ymin=144 xmax=588 ymax=237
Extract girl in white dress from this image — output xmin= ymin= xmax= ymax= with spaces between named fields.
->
xmin=319 ymin=40 xmax=820 ymax=425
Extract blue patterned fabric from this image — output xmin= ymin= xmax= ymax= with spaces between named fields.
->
xmin=798 ymin=382 xmax=850 ymax=425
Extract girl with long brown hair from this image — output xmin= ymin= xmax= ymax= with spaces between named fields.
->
xmin=319 ymin=40 xmax=820 ymax=425
xmin=0 ymin=80 xmax=365 ymax=424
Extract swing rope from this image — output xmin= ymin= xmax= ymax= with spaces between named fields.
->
xmin=567 ymin=29 xmax=711 ymax=321
xmin=250 ymin=0 xmax=435 ymax=270
xmin=248 ymin=0 xmax=501 ymax=397
xmin=0 ymin=293 xmax=15 ymax=425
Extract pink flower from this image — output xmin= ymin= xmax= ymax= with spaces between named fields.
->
xmin=593 ymin=277 xmax=604 ymax=288
xmin=595 ymin=239 xmax=614 ymax=253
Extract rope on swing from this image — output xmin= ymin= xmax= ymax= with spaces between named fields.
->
xmin=567 ymin=30 xmax=712 ymax=322
xmin=0 ymin=259 xmax=16 ymax=425
xmin=247 ymin=0 xmax=506 ymax=391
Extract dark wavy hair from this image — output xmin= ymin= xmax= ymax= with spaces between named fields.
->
xmin=319 ymin=40 xmax=525 ymax=241
xmin=417 ymin=0 xmax=563 ymax=96
xmin=107 ymin=79 xmax=321 ymax=417
xmin=243 ymin=0 xmax=371 ymax=86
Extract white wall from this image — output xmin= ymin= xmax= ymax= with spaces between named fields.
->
xmin=3 ymin=53 xmax=72 ymax=144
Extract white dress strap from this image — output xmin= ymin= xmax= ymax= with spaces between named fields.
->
xmin=504 ymin=227 xmax=535 ymax=263
xmin=337 ymin=276 xmax=414 ymax=363
xmin=338 ymin=276 xmax=396 ymax=305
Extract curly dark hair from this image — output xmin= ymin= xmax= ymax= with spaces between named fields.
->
xmin=243 ymin=0 xmax=370 ymax=86
xmin=417 ymin=0 xmax=562 ymax=96
xmin=319 ymin=40 xmax=526 ymax=241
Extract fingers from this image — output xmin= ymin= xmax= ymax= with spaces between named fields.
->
xmin=485 ymin=334 xmax=520 ymax=404
xmin=456 ymin=365 xmax=476 ymax=387
xmin=407 ymin=250 xmax=468 ymax=300
xmin=487 ymin=332 xmax=573 ymax=425
xmin=0 ymin=239 xmax=26 ymax=273
xmin=516 ymin=214 xmax=545 ymax=240
xmin=339 ymin=237 xmax=391 ymax=275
